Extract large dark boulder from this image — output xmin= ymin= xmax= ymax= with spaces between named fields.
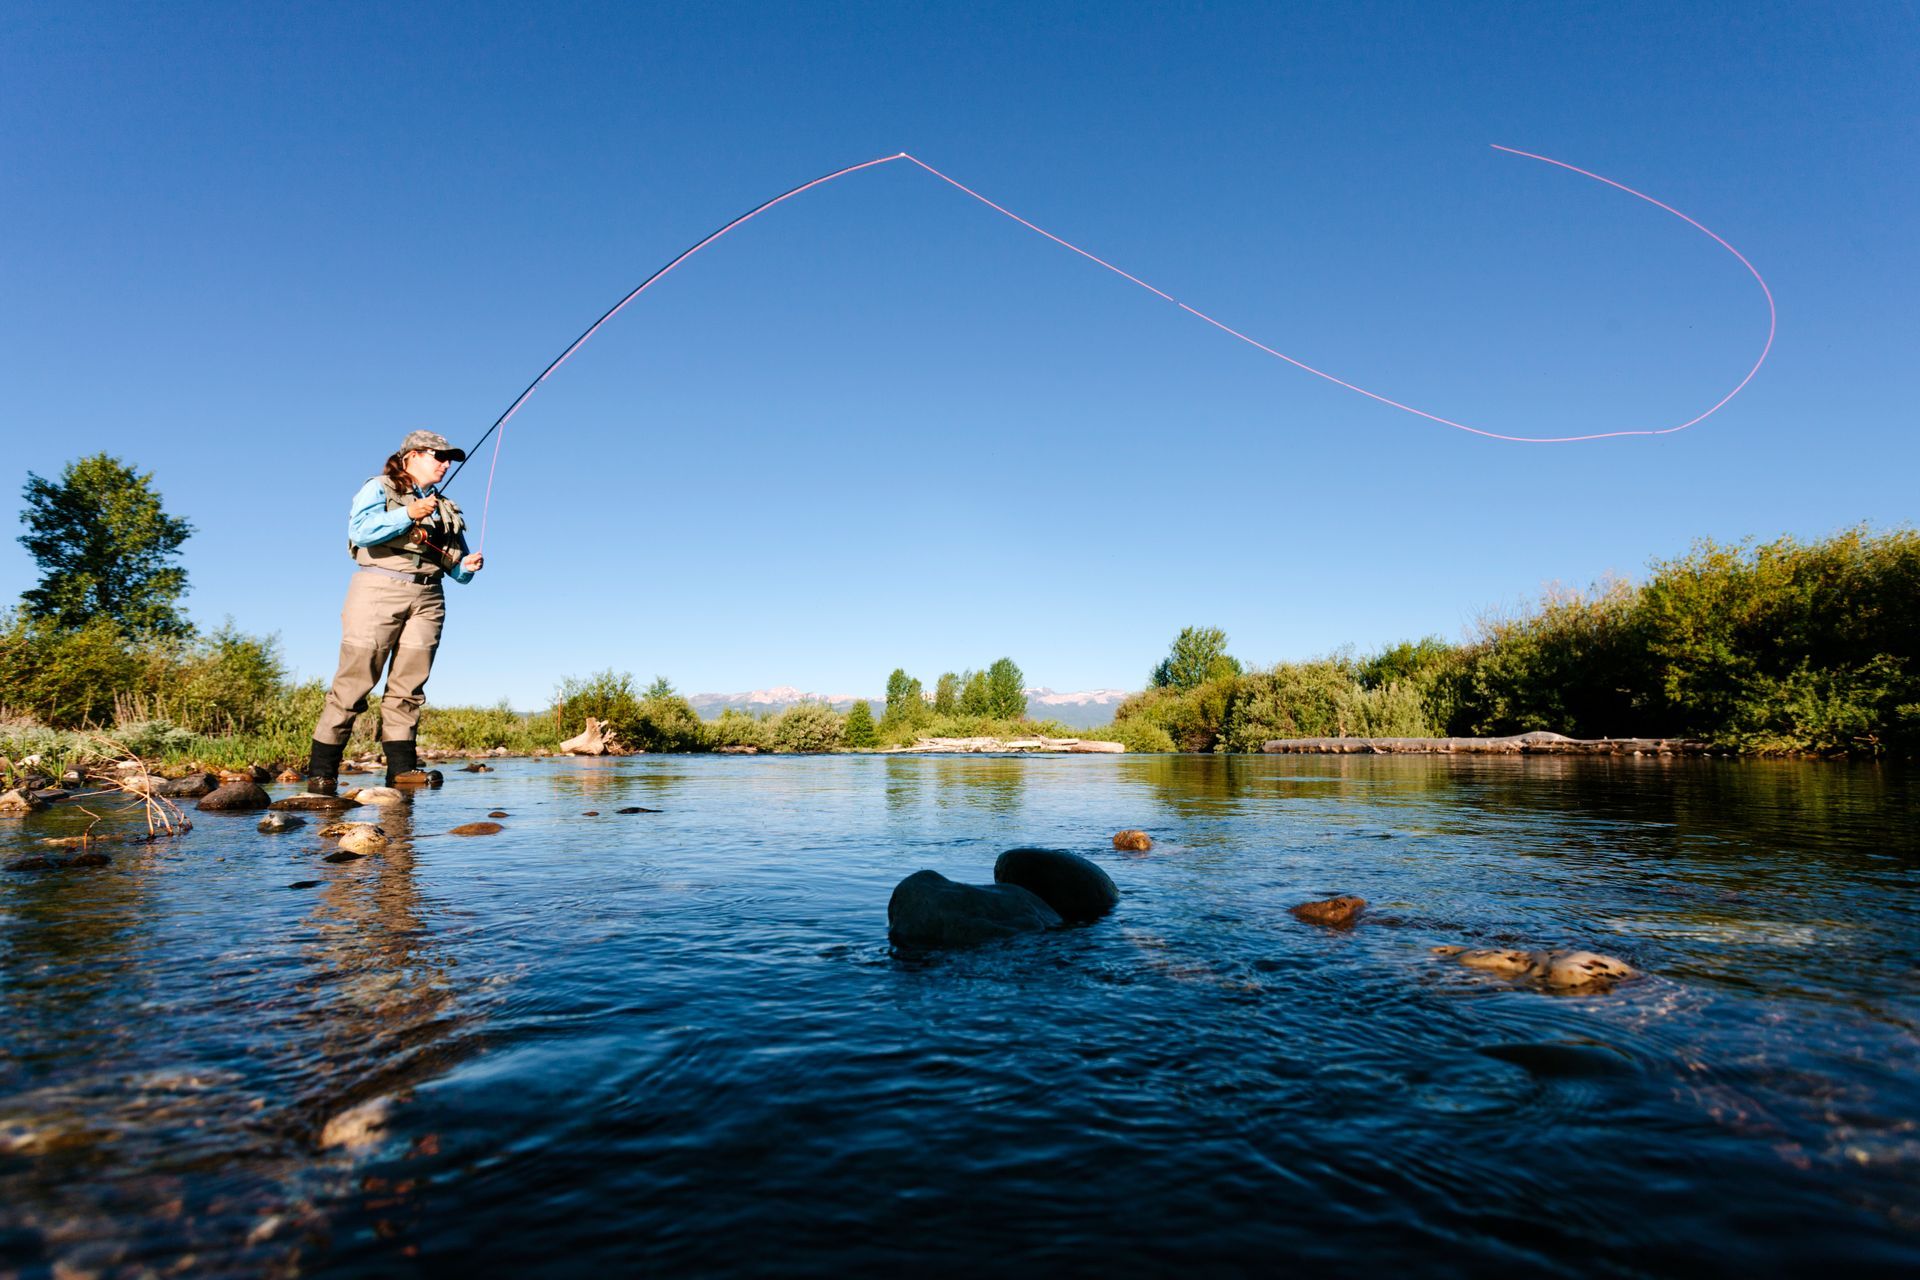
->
xmin=196 ymin=781 xmax=270 ymax=811
xmin=993 ymin=848 xmax=1119 ymax=922
xmin=160 ymin=772 xmax=219 ymax=798
xmin=888 ymin=870 xmax=1062 ymax=946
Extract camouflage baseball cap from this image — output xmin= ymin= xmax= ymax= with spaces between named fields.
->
xmin=398 ymin=429 xmax=466 ymax=461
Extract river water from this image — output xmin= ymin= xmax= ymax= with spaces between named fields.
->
xmin=2 ymin=754 xmax=1916 ymax=1277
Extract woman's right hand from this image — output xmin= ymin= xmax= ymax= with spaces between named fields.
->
xmin=407 ymin=495 xmax=438 ymax=520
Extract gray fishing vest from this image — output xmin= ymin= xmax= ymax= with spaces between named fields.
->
xmin=349 ymin=477 xmax=467 ymax=577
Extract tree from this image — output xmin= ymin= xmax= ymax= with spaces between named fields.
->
xmin=1150 ymin=626 xmax=1242 ymax=691
xmin=985 ymin=657 xmax=1027 ymax=719
xmin=19 ymin=454 xmax=195 ymax=636
xmin=933 ymin=671 xmax=960 ymax=715
xmin=843 ymin=699 xmax=879 ymax=747
xmin=957 ymin=669 xmax=991 ymax=715
xmin=881 ymin=668 xmax=927 ymax=728
xmin=644 ymin=675 xmax=677 ymax=700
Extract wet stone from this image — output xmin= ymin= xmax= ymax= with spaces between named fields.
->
xmin=6 ymin=850 xmax=111 ymax=871
xmin=158 ymin=772 xmax=218 ymax=798
xmin=888 ymin=869 xmax=1063 ymax=946
xmin=258 ymin=812 xmax=306 ymax=834
xmin=1289 ymin=895 xmax=1367 ymax=928
xmin=1112 ymin=829 xmax=1153 ymax=851
xmin=487 ymin=810 xmax=510 ymax=818
xmin=271 ymin=793 xmax=359 ymax=812
xmin=197 ymin=781 xmax=271 ymax=811
xmin=993 ymin=847 xmax=1120 ymax=922
xmin=450 ymin=822 xmax=503 ymax=836
xmin=615 ymin=806 xmax=660 ymax=814
xmin=0 ymin=788 xmax=48 ymax=814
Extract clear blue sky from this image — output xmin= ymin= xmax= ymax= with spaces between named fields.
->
xmin=3 ymin=1 xmax=1915 ymax=708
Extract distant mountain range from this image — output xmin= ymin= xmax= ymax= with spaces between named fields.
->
xmin=686 ymin=685 xmax=1133 ymax=729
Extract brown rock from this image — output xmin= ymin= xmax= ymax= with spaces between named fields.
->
xmin=276 ymin=768 xmax=303 ymax=784
xmin=271 ymin=793 xmax=359 ymax=812
xmin=487 ymin=810 xmax=509 ymax=818
xmin=1435 ymin=946 xmax=1639 ymax=992
xmin=461 ymin=763 xmax=493 ymax=772
xmin=197 ymin=781 xmax=271 ymax=812
xmin=1112 ymin=829 xmax=1153 ymax=851
xmin=0 ymin=787 xmax=48 ymax=814
xmin=1289 ymin=895 xmax=1367 ymax=928
xmin=449 ymin=822 xmax=503 ymax=836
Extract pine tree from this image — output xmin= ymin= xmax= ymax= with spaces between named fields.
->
xmin=843 ymin=699 xmax=879 ymax=748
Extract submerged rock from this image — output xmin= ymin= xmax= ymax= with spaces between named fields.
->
xmin=319 ymin=1096 xmax=393 ymax=1152
xmin=1112 ymin=829 xmax=1153 ymax=851
xmin=6 ymin=849 xmax=111 ymax=871
xmin=271 ymin=793 xmax=360 ymax=812
xmin=461 ymin=762 xmax=493 ymax=772
xmin=350 ymin=786 xmax=408 ymax=805
xmin=197 ymin=781 xmax=270 ymax=811
xmin=449 ymin=821 xmax=503 ymax=836
xmin=1289 ymin=895 xmax=1367 ymax=928
xmin=258 ymin=812 xmax=306 ymax=834
xmin=487 ymin=810 xmax=509 ymax=818
xmin=615 ymin=806 xmax=660 ymax=814
xmin=993 ymin=848 xmax=1119 ymax=922
xmin=1434 ymin=945 xmax=1638 ymax=992
xmin=888 ymin=869 xmax=1063 ymax=946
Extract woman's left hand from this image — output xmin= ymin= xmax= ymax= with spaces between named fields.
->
xmin=462 ymin=552 xmax=485 ymax=573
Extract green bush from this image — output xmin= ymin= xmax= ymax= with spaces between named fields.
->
xmin=769 ymin=701 xmax=844 ymax=752
xmin=552 ymin=670 xmax=641 ymax=737
xmin=705 ymin=708 xmax=772 ymax=751
xmin=617 ymin=693 xmax=709 ymax=753
xmin=1101 ymin=717 xmax=1176 ymax=753
xmin=0 ymin=611 xmax=142 ymax=727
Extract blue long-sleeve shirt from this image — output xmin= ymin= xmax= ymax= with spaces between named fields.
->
xmin=347 ymin=478 xmax=474 ymax=584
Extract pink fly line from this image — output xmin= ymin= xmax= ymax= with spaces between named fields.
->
xmin=472 ymin=145 xmax=1774 ymax=548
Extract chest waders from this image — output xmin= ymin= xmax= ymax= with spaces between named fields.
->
xmin=306 ymin=479 xmax=468 ymax=791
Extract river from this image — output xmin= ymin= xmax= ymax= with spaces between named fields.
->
xmin=2 ymin=754 xmax=1916 ymax=1276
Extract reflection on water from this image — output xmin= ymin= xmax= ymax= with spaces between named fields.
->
xmin=2 ymin=755 xmax=1917 ymax=1276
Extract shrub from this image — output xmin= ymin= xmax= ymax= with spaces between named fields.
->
xmin=705 ymin=708 xmax=772 ymax=751
xmin=553 ymin=670 xmax=641 ymax=737
xmin=769 ymin=701 xmax=844 ymax=753
xmin=1101 ymin=717 xmax=1176 ymax=753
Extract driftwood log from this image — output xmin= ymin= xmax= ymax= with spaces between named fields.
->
xmin=1261 ymin=730 xmax=1706 ymax=756
xmin=560 ymin=716 xmax=620 ymax=756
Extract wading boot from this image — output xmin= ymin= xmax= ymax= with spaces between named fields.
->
xmin=385 ymin=740 xmax=443 ymax=788
xmin=305 ymin=739 xmax=345 ymax=796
